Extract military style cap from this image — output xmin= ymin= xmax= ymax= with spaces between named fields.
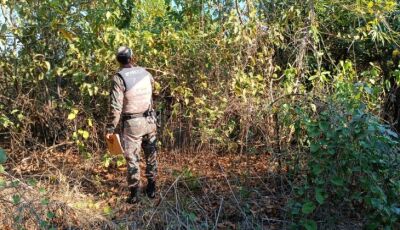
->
xmin=116 ymin=46 xmax=133 ymax=58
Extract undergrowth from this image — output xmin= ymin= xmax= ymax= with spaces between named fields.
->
xmin=1 ymin=0 xmax=400 ymax=229
xmin=0 ymin=151 xmax=290 ymax=229
xmin=285 ymin=76 xmax=400 ymax=229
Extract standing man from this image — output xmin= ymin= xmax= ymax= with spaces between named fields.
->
xmin=106 ymin=46 xmax=158 ymax=204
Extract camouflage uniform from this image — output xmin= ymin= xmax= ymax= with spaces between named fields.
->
xmin=107 ymin=67 xmax=157 ymax=189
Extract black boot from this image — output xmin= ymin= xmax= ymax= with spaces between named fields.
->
xmin=126 ymin=187 xmax=139 ymax=204
xmin=146 ymin=180 xmax=156 ymax=199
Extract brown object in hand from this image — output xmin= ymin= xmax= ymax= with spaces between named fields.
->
xmin=106 ymin=134 xmax=124 ymax=155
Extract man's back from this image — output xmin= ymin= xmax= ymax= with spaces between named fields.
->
xmin=117 ymin=67 xmax=153 ymax=114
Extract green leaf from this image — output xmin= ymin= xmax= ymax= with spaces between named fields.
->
xmin=319 ymin=121 xmax=329 ymax=131
xmin=310 ymin=143 xmax=320 ymax=153
xmin=308 ymin=75 xmax=318 ymax=81
xmin=28 ymin=178 xmax=37 ymax=186
xmin=307 ymin=125 xmax=320 ymax=137
xmin=12 ymin=194 xmax=21 ymax=204
xmin=331 ymin=177 xmax=344 ymax=186
xmin=11 ymin=180 xmax=19 ymax=187
xmin=41 ymin=198 xmax=50 ymax=205
xmin=0 ymin=24 xmax=7 ymax=34
xmin=311 ymin=164 xmax=322 ymax=175
xmin=315 ymin=188 xmax=325 ymax=205
xmin=0 ymin=178 xmax=5 ymax=187
xmin=0 ymin=165 xmax=4 ymax=173
xmin=302 ymin=219 xmax=317 ymax=230
xmin=302 ymin=201 xmax=316 ymax=214
xmin=0 ymin=148 xmax=7 ymax=164
xmin=47 ymin=211 xmax=55 ymax=219
xmin=183 ymin=211 xmax=197 ymax=222
xmin=116 ymin=157 xmax=126 ymax=167
xmin=370 ymin=198 xmax=383 ymax=209
xmin=39 ymin=220 xmax=48 ymax=229
xmin=327 ymin=149 xmax=335 ymax=155
xmin=39 ymin=187 xmax=47 ymax=194
xmin=103 ymin=157 xmax=111 ymax=168
xmin=103 ymin=205 xmax=112 ymax=216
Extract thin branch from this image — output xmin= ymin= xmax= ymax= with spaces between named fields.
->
xmin=235 ymin=0 xmax=243 ymax=24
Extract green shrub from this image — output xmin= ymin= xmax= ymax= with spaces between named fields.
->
xmin=289 ymin=101 xmax=400 ymax=229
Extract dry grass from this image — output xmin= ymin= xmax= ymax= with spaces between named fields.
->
xmin=0 ymin=150 xmax=292 ymax=229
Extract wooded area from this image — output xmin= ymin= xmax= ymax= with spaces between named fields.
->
xmin=0 ymin=0 xmax=400 ymax=229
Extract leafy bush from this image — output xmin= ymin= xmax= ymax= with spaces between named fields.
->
xmin=288 ymin=92 xmax=400 ymax=228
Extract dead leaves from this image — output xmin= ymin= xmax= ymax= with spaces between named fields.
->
xmin=2 ymin=150 xmax=287 ymax=229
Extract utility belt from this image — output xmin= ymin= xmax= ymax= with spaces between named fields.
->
xmin=122 ymin=110 xmax=156 ymax=122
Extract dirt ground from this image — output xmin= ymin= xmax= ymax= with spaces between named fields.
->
xmin=1 ymin=150 xmax=291 ymax=229
xmin=0 ymin=151 xmax=288 ymax=229
xmin=0 ymin=151 xmax=360 ymax=229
